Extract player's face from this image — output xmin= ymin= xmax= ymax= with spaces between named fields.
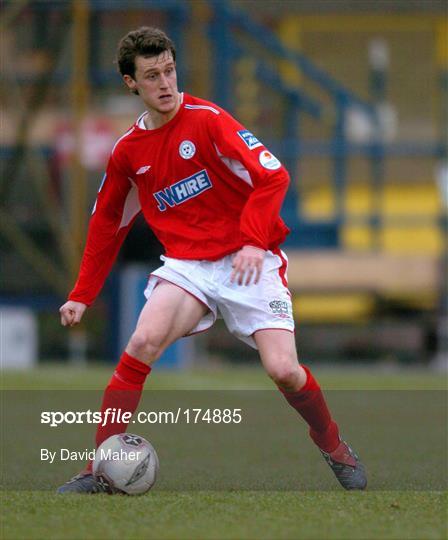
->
xmin=124 ymin=51 xmax=179 ymax=115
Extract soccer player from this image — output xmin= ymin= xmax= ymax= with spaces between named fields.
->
xmin=57 ymin=27 xmax=366 ymax=493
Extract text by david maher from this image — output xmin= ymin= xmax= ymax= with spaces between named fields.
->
xmin=40 ymin=448 xmax=142 ymax=464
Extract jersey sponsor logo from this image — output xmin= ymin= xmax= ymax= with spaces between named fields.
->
xmin=179 ymin=140 xmax=196 ymax=159
xmin=259 ymin=150 xmax=281 ymax=170
xmin=136 ymin=165 xmax=151 ymax=175
xmin=153 ymin=169 xmax=212 ymax=211
xmin=237 ymin=130 xmax=263 ymax=150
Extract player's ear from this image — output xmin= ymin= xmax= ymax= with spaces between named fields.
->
xmin=123 ymin=74 xmax=138 ymax=95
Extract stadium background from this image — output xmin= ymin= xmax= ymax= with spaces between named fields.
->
xmin=1 ymin=0 xmax=447 ymax=370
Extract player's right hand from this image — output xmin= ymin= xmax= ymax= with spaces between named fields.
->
xmin=59 ymin=301 xmax=87 ymax=327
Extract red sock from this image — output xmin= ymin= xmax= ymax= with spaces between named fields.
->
xmin=85 ymin=352 xmax=151 ymax=472
xmin=279 ymin=365 xmax=340 ymax=453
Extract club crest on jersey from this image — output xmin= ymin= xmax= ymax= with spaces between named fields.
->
xmin=179 ymin=140 xmax=196 ymax=159
xmin=237 ymin=130 xmax=262 ymax=150
xmin=153 ymin=169 xmax=212 ymax=212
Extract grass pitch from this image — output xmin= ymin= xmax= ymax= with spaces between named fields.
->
xmin=3 ymin=490 xmax=446 ymax=540
xmin=1 ymin=364 xmax=447 ymax=540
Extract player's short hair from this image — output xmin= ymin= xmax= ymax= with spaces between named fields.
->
xmin=116 ymin=26 xmax=176 ymax=79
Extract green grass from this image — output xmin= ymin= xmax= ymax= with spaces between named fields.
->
xmin=2 ymin=363 xmax=446 ymax=390
xmin=1 ymin=365 xmax=447 ymax=540
xmin=2 ymin=491 xmax=446 ymax=540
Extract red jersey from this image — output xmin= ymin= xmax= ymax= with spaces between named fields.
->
xmin=69 ymin=93 xmax=290 ymax=305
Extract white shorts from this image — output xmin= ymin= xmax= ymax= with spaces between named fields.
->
xmin=144 ymin=249 xmax=295 ymax=349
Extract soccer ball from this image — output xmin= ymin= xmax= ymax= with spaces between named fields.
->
xmin=93 ymin=433 xmax=159 ymax=495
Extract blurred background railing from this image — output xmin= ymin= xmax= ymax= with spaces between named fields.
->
xmin=1 ymin=0 xmax=447 ymax=369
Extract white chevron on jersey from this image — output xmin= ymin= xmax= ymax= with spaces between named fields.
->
xmin=214 ymin=144 xmax=253 ymax=187
xmin=112 ymin=127 xmax=135 ymax=154
xmin=119 ymin=179 xmax=141 ymax=228
xmin=185 ymin=104 xmax=220 ymax=115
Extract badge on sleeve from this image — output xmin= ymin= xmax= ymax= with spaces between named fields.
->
xmin=259 ymin=150 xmax=281 ymax=170
xmin=237 ymin=130 xmax=263 ymax=150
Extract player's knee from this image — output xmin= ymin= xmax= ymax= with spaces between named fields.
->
xmin=267 ymin=363 xmax=304 ymax=391
xmin=127 ymin=331 xmax=165 ymax=363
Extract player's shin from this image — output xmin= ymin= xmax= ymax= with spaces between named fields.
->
xmin=85 ymin=351 xmax=151 ymax=472
xmin=279 ymin=364 xmax=340 ymax=453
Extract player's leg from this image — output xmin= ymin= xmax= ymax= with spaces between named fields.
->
xmin=58 ymin=281 xmax=208 ymax=494
xmin=93 ymin=280 xmax=209 ymax=447
xmin=253 ymin=329 xmax=367 ymax=490
xmin=125 ymin=280 xmax=209 ymax=363
xmin=253 ymin=329 xmax=339 ymax=450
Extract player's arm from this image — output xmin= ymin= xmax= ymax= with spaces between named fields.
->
xmin=60 ymin=152 xmax=140 ymax=326
xmin=208 ymin=110 xmax=290 ymax=285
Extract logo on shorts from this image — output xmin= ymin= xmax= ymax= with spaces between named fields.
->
xmin=238 ymin=130 xmax=263 ymax=150
xmin=259 ymin=150 xmax=281 ymax=170
xmin=153 ymin=169 xmax=213 ymax=211
xmin=179 ymin=140 xmax=196 ymax=159
xmin=269 ymin=300 xmax=290 ymax=318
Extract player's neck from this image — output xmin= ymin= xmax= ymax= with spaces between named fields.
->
xmin=143 ymin=93 xmax=181 ymax=130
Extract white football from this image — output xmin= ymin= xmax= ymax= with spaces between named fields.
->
xmin=93 ymin=433 xmax=159 ymax=495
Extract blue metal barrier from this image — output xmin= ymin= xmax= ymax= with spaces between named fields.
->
xmin=207 ymin=0 xmax=380 ymax=248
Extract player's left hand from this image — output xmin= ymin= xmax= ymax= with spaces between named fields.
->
xmin=230 ymin=245 xmax=266 ymax=286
